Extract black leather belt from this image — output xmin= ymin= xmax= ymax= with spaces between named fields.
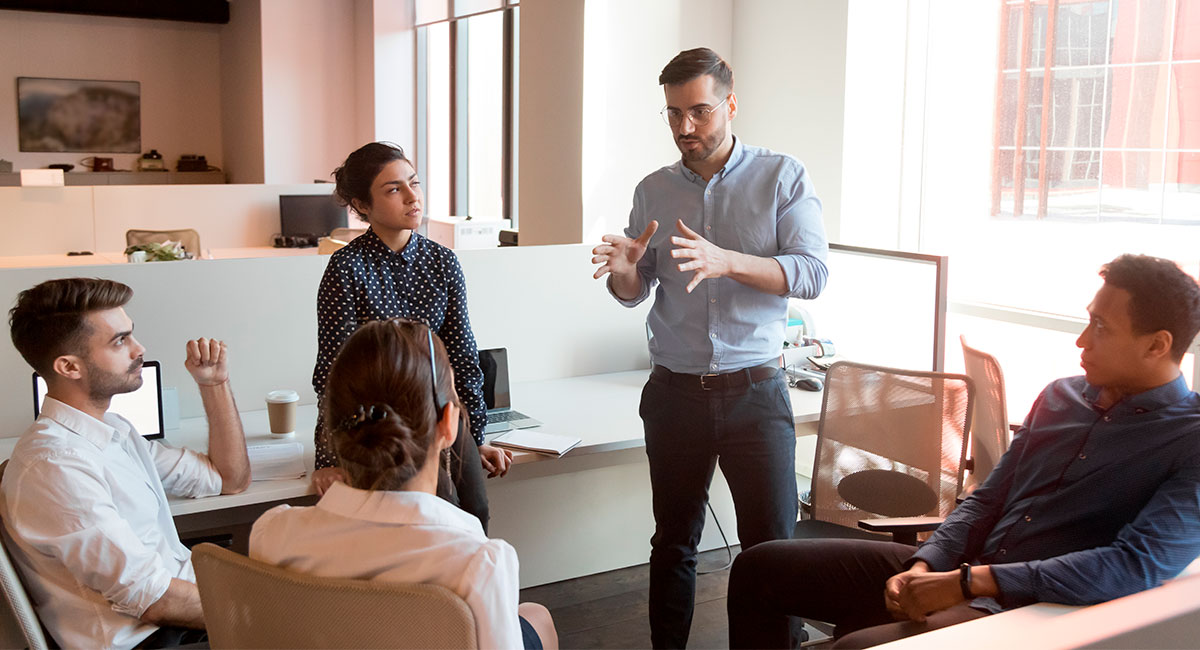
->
xmin=651 ymin=360 xmax=781 ymax=392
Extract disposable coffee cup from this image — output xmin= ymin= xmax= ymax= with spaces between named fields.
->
xmin=266 ymin=390 xmax=299 ymax=436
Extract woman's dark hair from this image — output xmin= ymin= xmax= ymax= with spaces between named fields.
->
xmin=332 ymin=142 xmax=410 ymax=221
xmin=324 ymin=319 xmax=459 ymax=491
xmin=9 ymin=278 xmax=133 ymax=376
xmin=1100 ymin=254 xmax=1200 ymax=361
xmin=659 ymin=47 xmax=734 ymax=95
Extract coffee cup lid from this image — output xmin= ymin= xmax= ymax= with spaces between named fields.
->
xmin=266 ymin=389 xmax=299 ymax=403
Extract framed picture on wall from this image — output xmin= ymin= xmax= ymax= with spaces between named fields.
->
xmin=16 ymin=77 xmax=141 ymax=153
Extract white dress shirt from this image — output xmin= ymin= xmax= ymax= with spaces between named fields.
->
xmin=250 ymin=482 xmax=524 ymax=650
xmin=0 ymin=397 xmax=223 ymax=650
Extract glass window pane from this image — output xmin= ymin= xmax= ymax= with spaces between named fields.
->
xmin=1174 ymin=0 xmax=1200 ymax=60
xmin=416 ymin=0 xmax=449 ymax=25
xmin=1048 ymin=69 xmax=1107 ymax=148
xmin=510 ymin=6 xmax=519 ymax=226
xmin=1164 ymin=151 xmax=1200 ymax=223
xmin=1103 ymin=65 xmax=1168 ymax=149
xmin=1167 ymin=62 xmax=1200 ymax=150
xmin=1108 ymin=0 xmax=1171 ymax=64
xmin=465 ymin=11 xmax=504 ymax=219
xmin=1045 ymin=149 xmax=1102 ymax=218
xmin=426 ymin=22 xmax=452 ymax=218
xmin=1003 ymin=5 xmax=1024 ymax=69
xmin=454 ymin=0 xmax=502 ymax=17
xmin=1028 ymin=2 xmax=1050 ymax=69
xmin=1053 ymin=1 xmax=1110 ymax=67
xmin=1100 ymin=150 xmax=1165 ymax=221
xmin=997 ymin=73 xmax=1020 ymax=147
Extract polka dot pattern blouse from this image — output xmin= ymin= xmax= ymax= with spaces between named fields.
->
xmin=312 ymin=227 xmax=486 ymax=469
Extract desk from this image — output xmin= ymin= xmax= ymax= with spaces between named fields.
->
xmin=1 ymin=369 xmax=825 ymax=586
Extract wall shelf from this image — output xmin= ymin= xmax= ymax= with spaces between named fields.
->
xmin=0 ymin=171 xmax=226 ymax=186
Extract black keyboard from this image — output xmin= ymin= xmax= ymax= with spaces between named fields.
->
xmin=489 ymin=410 xmax=530 ymax=423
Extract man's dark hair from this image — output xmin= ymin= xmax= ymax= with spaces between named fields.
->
xmin=1100 ymin=254 xmax=1200 ymax=361
xmin=9 ymin=278 xmax=134 ymax=376
xmin=659 ymin=47 xmax=734 ymax=95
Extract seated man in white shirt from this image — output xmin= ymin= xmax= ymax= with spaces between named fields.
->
xmin=0 ymin=278 xmax=251 ymax=649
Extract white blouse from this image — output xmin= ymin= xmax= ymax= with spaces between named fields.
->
xmin=249 ymin=482 xmax=523 ymax=649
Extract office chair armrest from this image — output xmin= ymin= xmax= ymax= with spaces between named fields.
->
xmin=858 ymin=516 xmax=945 ymax=546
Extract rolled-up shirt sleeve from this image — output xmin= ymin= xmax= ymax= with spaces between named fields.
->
xmin=607 ymin=183 xmax=657 ymax=308
xmin=148 ymin=438 xmax=223 ymax=499
xmin=10 ymin=452 xmax=173 ymax=618
xmin=774 ymin=162 xmax=828 ymax=299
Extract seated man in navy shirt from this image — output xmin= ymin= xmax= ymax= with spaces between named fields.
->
xmin=727 ymin=253 xmax=1200 ymax=649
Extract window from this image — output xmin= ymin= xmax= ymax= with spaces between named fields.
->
xmin=415 ymin=0 xmax=519 ymax=224
xmin=993 ymin=0 xmax=1200 ymax=224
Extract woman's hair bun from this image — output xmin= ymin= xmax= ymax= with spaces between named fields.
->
xmin=333 ymin=403 xmax=427 ymax=487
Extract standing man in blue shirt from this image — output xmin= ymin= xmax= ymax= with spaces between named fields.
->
xmin=592 ymin=47 xmax=829 ymax=648
xmin=727 ymin=254 xmax=1200 ymax=648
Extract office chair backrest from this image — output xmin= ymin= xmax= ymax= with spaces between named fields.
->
xmin=125 ymin=229 xmax=202 ymax=257
xmin=0 ymin=461 xmax=50 ymax=650
xmin=811 ymin=361 xmax=974 ymax=529
xmin=328 ymin=227 xmax=367 ymax=242
xmin=192 ymin=543 xmax=478 ymax=649
xmin=960 ymin=336 xmax=1011 ymax=489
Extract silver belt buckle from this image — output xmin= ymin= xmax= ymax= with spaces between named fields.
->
xmin=700 ymin=373 xmax=720 ymax=390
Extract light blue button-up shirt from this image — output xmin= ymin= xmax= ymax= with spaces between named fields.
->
xmin=609 ymin=136 xmax=829 ymax=374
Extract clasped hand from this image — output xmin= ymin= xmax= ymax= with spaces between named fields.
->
xmin=884 ymin=563 xmax=966 ymax=623
xmin=184 ymin=338 xmax=228 ymax=387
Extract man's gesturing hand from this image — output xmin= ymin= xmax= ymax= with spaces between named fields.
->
xmin=671 ymin=219 xmax=735 ymax=293
xmin=592 ymin=221 xmax=659 ymax=280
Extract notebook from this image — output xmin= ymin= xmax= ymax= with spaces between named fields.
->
xmin=33 ymin=361 xmax=165 ymax=440
xmin=492 ymin=429 xmax=581 ymax=457
xmin=478 ymin=347 xmax=542 ymax=434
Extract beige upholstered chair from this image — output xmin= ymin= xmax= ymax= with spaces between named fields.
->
xmin=125 ymin=229 xmax=202 ymax=257
xmin=192 ymin=543 xmax=478 ymax=649
xmin=0 ymin=461 xmax=50 ymax=650
xmin=794 ymin=361 xmax=974 ymax=546
xmin=328 ymin=227 xmax=367 ymax=242
xmin=960 ymin=335 xmax=1012 ymax=491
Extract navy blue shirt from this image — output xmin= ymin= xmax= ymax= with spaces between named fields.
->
xmin=912 ymin=374 xmax=1200 ymax=611
xmin=312 ymin=228 xmax=486 ymax=469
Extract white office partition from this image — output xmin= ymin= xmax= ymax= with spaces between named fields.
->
xmin=457 ymin=243 xmax=652 ymax=382
xmin=799 ymin=244 xmax=948 ymax=372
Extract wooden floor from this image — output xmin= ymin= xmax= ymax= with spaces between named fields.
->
xmin=519 ymin=546 xmax=834 ymax=649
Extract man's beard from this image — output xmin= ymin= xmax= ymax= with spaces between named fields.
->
xmin=86 ymin=357 xmax=144 ymax=402
xmin=676 ymin=126 xmax=725 ymax=163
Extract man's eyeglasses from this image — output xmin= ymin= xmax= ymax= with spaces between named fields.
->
xmin=660 ymin=96 xmax=730 ymax=128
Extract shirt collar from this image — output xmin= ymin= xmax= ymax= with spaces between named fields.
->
xmin=1081 ymin=373 xmax=1192 ymax=417
xmin=37 ymin=396 xmax=124 ymax=450
xmin=315 ymin=481 xmax=485 ymax=535
xmin=360 ymin=227 xmax=422 ymax=263
xmin=679 ymin=134 xmax=744 ymax=183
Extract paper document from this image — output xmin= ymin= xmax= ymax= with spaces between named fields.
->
xmin=248 ymin=442 xmax=306 ymax=481
xmin=492 ymin=430 xmax=581 ymax=456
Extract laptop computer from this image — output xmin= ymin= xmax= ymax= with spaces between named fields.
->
xmin=479 ymin=348 xmax=541 ymax=435
xmin=33 ymin=360 xmax=165 ymax=440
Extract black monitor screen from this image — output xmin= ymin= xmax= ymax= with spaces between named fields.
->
xmin=279 ymin=194 xmax=348 ymax=238
xmin=478 ymin=348 xmax=511 ymax=410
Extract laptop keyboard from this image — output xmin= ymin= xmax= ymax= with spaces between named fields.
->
xmin=489 ymin=410 xmax=531 ymax=423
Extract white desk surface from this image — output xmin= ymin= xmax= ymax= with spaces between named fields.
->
xmin=1 ymin=369 xmax=825 ymax=518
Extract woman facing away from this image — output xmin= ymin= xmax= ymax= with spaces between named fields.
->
xmin=310 ymin=141 xmax=511 ymax=530
xmin=251 ymin=319 xmax=557 ymax=650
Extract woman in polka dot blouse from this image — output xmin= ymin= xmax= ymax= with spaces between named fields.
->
xmin=310 ymin=142 xmax=511 ymax=530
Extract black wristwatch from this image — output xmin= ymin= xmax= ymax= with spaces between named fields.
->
xmin=959 ymin=563 xmax=973 ymax=599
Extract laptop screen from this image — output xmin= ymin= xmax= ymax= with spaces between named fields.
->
xmin=478 ymin=348 xmax=511 ymax=411
xmin=33 ymin=361 xmax=165 ymax=439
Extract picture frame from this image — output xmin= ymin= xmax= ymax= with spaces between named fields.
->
xmin=16 ymin=77 xmax=141 ymax=153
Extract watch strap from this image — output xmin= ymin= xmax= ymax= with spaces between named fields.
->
xmin=959 ymin=563 xmax=973 ymax=600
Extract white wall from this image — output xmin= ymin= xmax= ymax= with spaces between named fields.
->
xmin=731 ymin=0 xmax=848 ymax=243
xmin=220 ymin=0 xmax=266 ymax=184
xmin=260 ymin=0 xmax=361 ymax=184
xmin=580 ymin=0 xmax=732 ymax=244
xmin=0 ymin=9 xmax=224 ymax=174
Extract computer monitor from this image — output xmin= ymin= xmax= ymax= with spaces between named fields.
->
xmin=33 ymin=360 xmax=165 ymax=439
xmin=279 ymin=194 xmax=348 ymax=238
